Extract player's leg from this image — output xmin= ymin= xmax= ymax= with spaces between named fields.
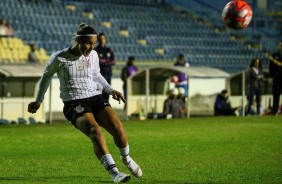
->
xmin=95 ymin=107 xmax=142 ymax=178
xmin=75 ymin=112 xmax=109 ymax=159
xmin=255 ymin=88 xmax=261 ymax=115
xmin=272 ymin=84 xmax=280 ymax=115
xmin=247 ymin=87 xmax=255 ymax=115
xmin=74 ymin=112 xmax=130 ymax=183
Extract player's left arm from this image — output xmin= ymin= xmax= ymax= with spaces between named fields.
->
xmin=93 ymin=52 xmax=125 ymax=103
xmin=94 ymin=73 xmax=125 ymax=103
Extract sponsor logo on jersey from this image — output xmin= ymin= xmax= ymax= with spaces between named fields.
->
xmin=83 ymin=59 xmax=91 ymax=68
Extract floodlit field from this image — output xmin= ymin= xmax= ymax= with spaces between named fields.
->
xmin=0 ymin=116 xmax=281 ymax=184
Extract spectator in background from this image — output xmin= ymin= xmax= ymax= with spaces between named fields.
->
xmin=28 ymin=44 xmax=40 ymax=64
xmin=245 ymin=99 xmax=265 ymax=116
xmin=214 ymin=89 xmax=237 ymax=116
xmin=174 ymin=54 xmax=189 ymax=97
xmin=163 ymin=88 xmax=180 ymax=118
xmin=177 ymin=87 xmax=186 ymax=103
xmin=121 ymin=56 xmax=138 ymax=111
xmin=163 ymin=88 xmax=187 ymax=118
xmin=268 ymin=40 xmax=282 ymax=115
xmin=246 ymin=58 xmax=264 ymax=115
xmin=0 ymin=18 xmax=13 ymax=37
xmin=95 ymin=32 xmax=116 ymax=102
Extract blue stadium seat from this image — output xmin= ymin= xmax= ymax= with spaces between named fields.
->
xmin=28 ymin=117 xmax=37 ymax=124
xmin=0 ymin=119 xmax=9 ymax=125
xmin=18 ymin=118 xmax=27 ymax=124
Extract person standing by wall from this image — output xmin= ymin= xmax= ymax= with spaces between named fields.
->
xmin=246 ymin=58 xmax=264 ymax=115
xmin=121 ymin=56 xmax=138 ymax=111
xmin=95 ymin=33 xmax=116 ymax=102
xmin=121 ymin=56 xmax=138 ymax=101
xmin=174 ymin=54 xmax=189 ymax=97
xmin=268 ymin=41 xmax=282 ymax=115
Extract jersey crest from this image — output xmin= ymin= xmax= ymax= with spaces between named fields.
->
xmin=74 ymin=104 xmax=84 ymax=113
xmin=77 ymin=61 xmax=84 ymax=71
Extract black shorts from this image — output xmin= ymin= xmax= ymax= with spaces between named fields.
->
xmin=63 ymin=95 xmax=111 ymax=125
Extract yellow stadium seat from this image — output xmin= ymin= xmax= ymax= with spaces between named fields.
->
xmin=39 ymin=48 xmax=46 ymax=55
xmin=10 ymin=38 xmax=21 ymax=49
xmin=2 ymin=49 xmax=8 ymax=60
xmin=18 ymin=49 xmax=28 ymax=62
xmin=2 ymin=49 xmax=13 ymax=63
xmin=0 ymin=46 xmax=3 ymax=51
xmin=0 ymin=50 xmax=3 ymax=60
xmin=18 ymin=52 xmax=26 ymax=61
xmin=24 ymin=45 xmax=31 ymax=53
xmin=38 ymin=48 xmax=49 ymax=64
xmin=12 ymin=49 xmax=22 ymax=63
xmin=0 ymin=42 xmax=4 ymax=49
xmin=0 ymin=38 xmax=8 ymax=48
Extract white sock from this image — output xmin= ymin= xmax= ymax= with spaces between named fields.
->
xmin=119 ymin=145 xmax=131 ymax=163
xmin=119 ymin=145 xmax=129 ymax=156
xmin=100 ymin=154 xmax=119 ymax=177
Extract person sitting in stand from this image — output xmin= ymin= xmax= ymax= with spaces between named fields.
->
xmin=28 ymin=44 xmax=40 ymax=64
xmin=0 ymin=18 xmax=13 ymax=37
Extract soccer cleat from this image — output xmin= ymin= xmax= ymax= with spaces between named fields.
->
xmin=121 ymin=156 xmax=142 ymax=178
xmin=112 ymin=172 xmax=131 ymax=183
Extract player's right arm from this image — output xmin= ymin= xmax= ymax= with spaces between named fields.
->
xmin=28 ymin=54 xmax=59 ymax=114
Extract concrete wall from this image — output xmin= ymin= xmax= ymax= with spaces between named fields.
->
xmin=0 ymin=76 xmax=227 ymax=122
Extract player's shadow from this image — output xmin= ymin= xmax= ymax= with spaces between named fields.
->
xmin=99 ymin=178 xmax=220 ymax=184
xmin=0 ymin=175 xmax=90 ymax=182
xmin=0 ymin=177 xmax=221 ymax=183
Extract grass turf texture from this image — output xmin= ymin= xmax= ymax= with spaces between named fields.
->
xmin=0 ymin=116 xmax=281 ymax=184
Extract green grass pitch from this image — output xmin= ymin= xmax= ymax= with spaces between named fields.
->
xmin=0 ymin=116 xmax=281 ymax=184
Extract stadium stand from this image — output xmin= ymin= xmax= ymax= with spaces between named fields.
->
xmin=0 ymin=37 xmax=48 ymax=63
xmin=0 ymin=0 xmax=280 ymax=74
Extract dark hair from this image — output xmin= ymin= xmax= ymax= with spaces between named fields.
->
xmin=98 ymin=32 xmax=106 ymax=45
xmin=126 ymin=56 xmax=135 ymax=66
xmin=178 ymin=54 xmax=184 ymax=61
xmin=76 ymin=23 xmax=97 ymax=36
xmin=221 ymin=89 xmax=227 ymax=94
xmin=249 ymin=58 xmax=262 ymax=69
xmin=99 ymin=32 xmax=106 ymax=38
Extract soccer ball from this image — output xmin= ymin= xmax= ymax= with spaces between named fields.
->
xmin=222 ymin=0 xmax=252 ymax=30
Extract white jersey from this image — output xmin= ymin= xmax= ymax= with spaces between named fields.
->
xmin=35 ymin=48 xmax=113 ymax=102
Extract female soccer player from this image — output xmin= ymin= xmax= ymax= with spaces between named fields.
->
xmin=27 ymin=23 xmax=142 ymax=183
